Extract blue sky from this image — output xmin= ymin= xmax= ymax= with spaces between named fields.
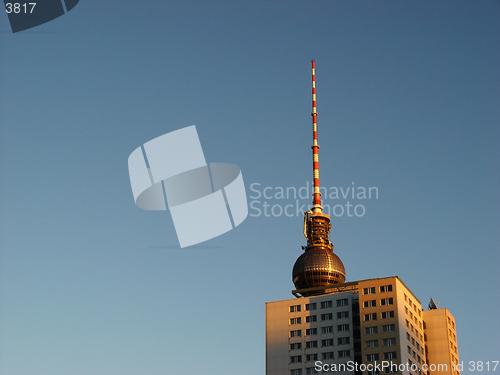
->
xmin=1 ymin=1 xmax=499 ymax=374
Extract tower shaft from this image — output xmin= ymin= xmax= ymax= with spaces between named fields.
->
xmin=311 ymin=60 xmax=322 ymax=213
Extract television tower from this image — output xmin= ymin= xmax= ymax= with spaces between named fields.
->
xmin=292 ymin=61 xmax=346 ymax=296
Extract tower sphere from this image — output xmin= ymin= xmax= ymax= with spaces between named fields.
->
xmin=292 ymin=245 xmax=346 ymax=294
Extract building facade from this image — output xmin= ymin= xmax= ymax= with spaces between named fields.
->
xmin=422 ymin=308 xmax=460 ymax=375
xmin=266 ymin=276 xmax=459 ymax=375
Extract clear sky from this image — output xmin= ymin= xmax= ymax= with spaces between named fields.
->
xmin=1 ymin=1 xmax=499 ymax=374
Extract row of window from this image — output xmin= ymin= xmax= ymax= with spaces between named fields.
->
xmin=290 ymin=337 xmax=351 ymax=350
xmin=450 ymin=341 xmax=457 ymax=354
xmin=406 ymin=332 xmax=424 ymax=356
xmin=290 ymin=299 xmax=349 ymax=313
xmin=405 ymin=307 xmax=422 ymax=329
xmin=406 ymin=321 xmax=424 ymax=345
xmin=366 ymin=352 xmax=397 ymax=361
xmin=363 ymin=285 xmax=392 ymax=295
xmin=363 ymin=298 xmax=393 ymax=308
xmin=290 ymin=350 xmax=351 ymax=364
xmin=290 ymin=324 xmax=350 ymax=337
xmin=407 ymin=360 xmax=425 ymax=375
xmin=364 ymin=311 xmax=395 ymax=321
xmin=365 ymin=324 xmax=395 ymax=334
xmin=290 ymin=311 xmax=349 ymax=325
xmin=404 ymin=293 xmax=422 ymax=317
xmin=368 ymin=368 xmax=398 ymax=375
xmin=365 ymin=337 xmax=396 ymax=348
xmin=407 ymin=345 xmax=422 ymax=363
xmin=448 ymin=329 xmax=457 ymax=342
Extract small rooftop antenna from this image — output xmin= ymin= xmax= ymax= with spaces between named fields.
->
xmin=429 ymin=297 xmax=440 ymax=310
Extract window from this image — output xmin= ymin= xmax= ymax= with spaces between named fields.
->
xmin=368 ymin=370 xmax=381 ymax=375
xmin=406 ymin=319 xmax=410 ymax=327
xmin=338 ymin=337 xmax=350 ymax=345
xmin=306 ymin=353 xmax=318 ymax=361
xmin=384 ymin=352 xmax=397 ymax=360
xmin=320 ymin=301 xmax=332 ymax=309
xmin=381 ymin=298 xmax=394 ymax=306
xmin=365 ymin=326 xmax=378 ymax=335
xmin=385 ymin=366 xmax=397 ymax=374
xmin=383 ymin=338 xmax=396 ymax=346
xmin=407 ymin=332 xmax=411 ymax=341
xmin=290 ymin=369 xmax=302 ymax=375
xmin=383 ymin=324 xmax=395 ymax=332
xmin=338 ymin=350 xmax=351 ymax=358
xmin=305 ymin=328 xmax=317 ymax=336
xmin=306 ymin=341 xmax=318 ymax=348
xmin=290 ymin=343 xmax=302 ymax=350
xmin=365 ymin=313 xmax=377 ymax=321
xmin=321 ymin=313 xmax=333 ymax=321
xmin=367 ymin=353 xmax=380 ymax=361
xmin=337 ymin=311 xmax=349 ymax=319
xmin=305 ymin=303 xmax=317 ymax=311
xmin=322 ymin=352 xmax=334 ymax=360
xmin=380 ymin=285 xmax=393 ymax=293
xmin=364 ymin=300 xmax=376 ymax=308
xmin=290 ymin=317 xmax=301 ymax=324
xmin=337 ymin=324 xmax=349 ymax=332
xmin=366 ymin=339 xmax=379 ymax=348
xmin=306 ymin=367 xmax=319 ymax=374
xmin=290 ymin=305 xmax=301 ymax=312
xmin=306 ymin=315 xmax=317 ymax=323
xmin=364 ymin=287 xmax=376 ymax=294
xmin=381 ymin=311 xmax=395 ymax=319
xmin=418 ymin=355 xmax=421 ymax=364
xmin=321 ymin=326 xmax=333 ymax=334
xmin=337 ymin=298 xmax=348 ymax=306
xmin=408 ymin=346 xmax=412 ymax=354
xmin=290 ymin=355 xmax=302 ymax=363
xmin=290 ymin=330 xmax=301 ymax=337
xmin=321 ymin=339 xmax=334 ymax=347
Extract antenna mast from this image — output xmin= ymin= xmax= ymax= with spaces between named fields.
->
xmin=303 ymin=60 xmax=331 ymax=248
xmin=311 ymin=60 xmax=322 ymax=213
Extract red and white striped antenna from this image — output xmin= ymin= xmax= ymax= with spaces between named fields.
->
xmin=311 ymin=60 xmax=322 ymax=213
